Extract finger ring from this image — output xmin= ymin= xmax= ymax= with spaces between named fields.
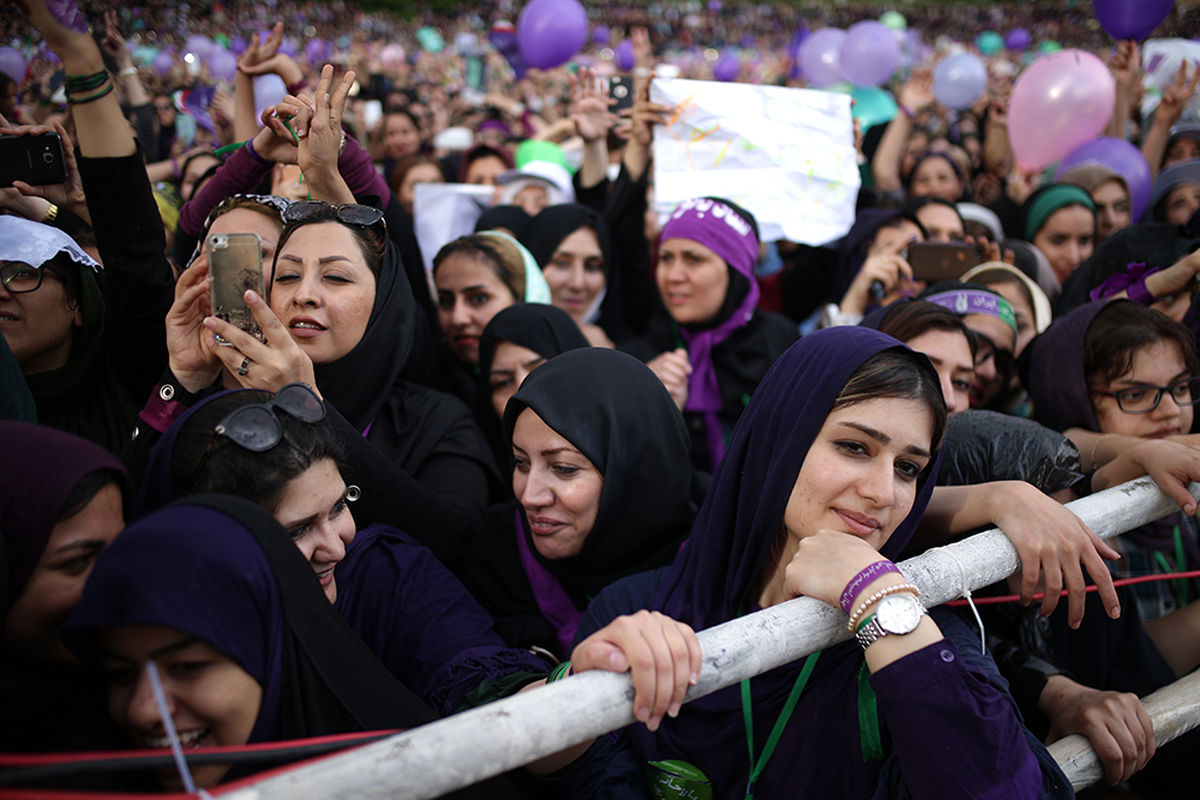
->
xmin=237 ymin=356 xmax=251 ymax=376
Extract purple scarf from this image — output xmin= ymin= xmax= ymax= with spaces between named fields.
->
xmin=661 ymin=198 xmax=761 ymax=468
xmin=514 ymin=510 xmax=583 ymax=655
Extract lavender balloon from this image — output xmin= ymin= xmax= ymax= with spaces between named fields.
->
xmin=615 ymin=39 xmax=635 ymax=72
xmin=1005 ymin=28 xmax=1031 ymax=51
xmin=713 ymin=52 xmax=740 ymax=82
xmin=1094 ymin=0 xmax=1176 ymax=41
xmin=1056 ymin=136 xmax=1152 ymax=220
xmin=517 ymin=0 xmax=589 ymax=70
xmin=933 ymin=52 xmax=987 ymax=110
xmin=152 ymin=50 xmax=174 ymax=76
xmin=593 ymin=25 xmax=611 ymax=45
xmin=0 ymin=47 xmax=25 ymax=83
xmin=798 ymin=28 xmax=847 ymax=89
xmin=840 ymin=20 xmax=900 ymax=87
xmin=253 ymin=74 xmax=287 ymax=120
xmin=208 ymin=48 xmax=238 ymax=83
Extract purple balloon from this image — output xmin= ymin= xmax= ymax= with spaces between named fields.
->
xmin=840 ymin=20 xmax=901 ymax=87
xmin=185 ymin=35 xmax=214 ymax=59
xmin=208 ymin=48 xmax=237 ymax=82
xmin=713 ymin=52 xmax=740 ymax=82
xmin=593 ymin=25 xmax=611 ymax=45
xmin=0 ymin=47 xmax=25 ymax=83
xmin=1094 ymin=0 xmax=1176 ymax=41
xmin=254 ymin=74 xmax=287 ymax=120
xmin=1005 ymin=28 xmax=1031 ymax=51
xmin=517 ymin=0 xmax=588 ymax=70
xmin=615 ymin=39 xmax=635 ymax=71
xmin=707 ymin=0 xmax=722 ymax=11
xmin=305 ymin=38 xmax=327 ymax=64
xmin=933 ymin=52 xmax=987 ymax=110
xmin=230 ymin=36 xmax=248 ymax=56
xmin=152 ymin=50 xmax=174 ymax=76
xmin=1056 ymin=136 xmax=1152 ymax=221
xmin=798 ymin=28 xmax=847 ymax=89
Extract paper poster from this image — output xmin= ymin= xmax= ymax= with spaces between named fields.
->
xmin=413 ymin=182 xmax=496 ymax=278
xmin=650 ymin=77 xmax=861 ymax=245
xmin=1141 ymin=39 xmax=1200 ymax=122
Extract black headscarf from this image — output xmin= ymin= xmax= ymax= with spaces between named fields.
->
xmin=497 ymin=348 xmax=694 ymax=649
xmin=475 ymin=204 xmax=534 ymax=242
xmin=524 ymin=204 xmax=614 ymax=276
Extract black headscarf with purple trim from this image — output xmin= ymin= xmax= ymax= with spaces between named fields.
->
xmin=633 ymin=327 xmax=944 ymax=799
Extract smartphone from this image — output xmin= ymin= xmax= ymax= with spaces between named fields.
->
xmin=905 ymin=242 xmax=982 ymax=284
xmin=0 ymin=132 xmax=68 ymax=189
xmin=207 ymin=233 xmax=264 ymax=346
xmin=609 ymin=76 xmax=634 ymax=115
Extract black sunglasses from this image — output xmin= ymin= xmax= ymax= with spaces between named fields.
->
xmin=283 ymin=201 xmax=386 ymax=230
xmin=188 ymin=384 xmax=326 ymax=485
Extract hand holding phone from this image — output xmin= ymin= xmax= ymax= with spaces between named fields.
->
xmin=207 ymin=233 xmax=265 ymax=345
xmin=0 ymin=131 xmax=68 ymax=189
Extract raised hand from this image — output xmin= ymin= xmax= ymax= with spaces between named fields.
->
xmin=569 ymin=66 xmax=615 ymax=143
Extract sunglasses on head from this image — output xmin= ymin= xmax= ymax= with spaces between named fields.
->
xmin=188 ymin=384 xmax=326 ymax=485
xmin=283 ymin=200 xmax=386 ymax=230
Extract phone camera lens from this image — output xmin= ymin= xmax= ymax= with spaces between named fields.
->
xmin=42 ymin=152 xmax=54 ymax=164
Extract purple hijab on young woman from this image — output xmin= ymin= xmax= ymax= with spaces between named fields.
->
xmin=627 ymin=328 xmax=1063 ymax=799
xmin=659 ymin=198 xmax=761 ymax=468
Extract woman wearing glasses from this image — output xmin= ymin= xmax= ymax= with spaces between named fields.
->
xmin=158 ymin=67 xmax=496 ymax=566
xmin=1026 ymin=299 xmax=1200 ymax=621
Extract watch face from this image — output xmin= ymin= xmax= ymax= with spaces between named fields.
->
xmin=876 ymin=595 xmax=922 ymax=634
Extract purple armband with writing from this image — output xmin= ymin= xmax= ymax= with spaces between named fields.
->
xmin=840 ymin=560 xmax=901 ymax=614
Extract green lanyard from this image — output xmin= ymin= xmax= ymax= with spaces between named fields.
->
xmin=740 ymin=652 xmax=820 ymax=800
xmin=1152 ymin=524 xmax=1190 ymax=608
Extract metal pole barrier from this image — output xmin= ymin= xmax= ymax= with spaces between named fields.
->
xmin=218 ymin=478 xmax=1200 ymax=800
xmin=1050 ymin=668 xmax=1200 ymax=790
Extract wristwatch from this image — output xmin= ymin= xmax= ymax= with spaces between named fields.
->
xmin=855 ymin=594 xmax=924 ymax=649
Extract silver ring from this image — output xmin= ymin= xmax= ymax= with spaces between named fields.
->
xmin=237 ymin=357 xmax=251 ymax=376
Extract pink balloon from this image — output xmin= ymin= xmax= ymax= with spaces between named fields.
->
xmin=1007 ymin=50 xmax=1116 ymax=171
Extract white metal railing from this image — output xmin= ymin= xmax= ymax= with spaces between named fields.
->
xmin=217 ymin=478 xmax=1200 ymax=800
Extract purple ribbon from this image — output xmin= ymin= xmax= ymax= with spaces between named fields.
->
xmin=513 ymin=510 xmax=582 ymax=657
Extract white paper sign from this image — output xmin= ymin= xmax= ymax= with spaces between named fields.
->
xmin=413 ymin=182 xmax=496 ymax=277
xmin=650 ymin=78 xmax=861 ymax=245
xmin=1141 ymin=39 xmax=1200 ymax=123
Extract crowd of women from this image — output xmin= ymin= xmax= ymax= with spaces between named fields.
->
xmin=6 ymin=0 xmax=1200 ymax=798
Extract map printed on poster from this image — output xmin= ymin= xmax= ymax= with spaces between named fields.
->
xmin=650 ymin=78 xmax=861 ymax=245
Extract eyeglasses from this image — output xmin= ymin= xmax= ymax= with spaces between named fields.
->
xmin=188 ymin=384 xmax=326 ymax=485
xmin=1099 ymin=377 xmax=1200 ymax=414
xmin=283 ymin=201 xmax=386 ymax=230
xmin=1 ymin=261 xmax=55 ymax=294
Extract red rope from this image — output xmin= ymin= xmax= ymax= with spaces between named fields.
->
xmin=942 ymin=569 xmax=1200 ymax=607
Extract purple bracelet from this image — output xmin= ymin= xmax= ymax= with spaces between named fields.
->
xmin=839 ymin=560 xmax=901 ymax=614
xmin=244 ymin=137 xmax=270 ymax=166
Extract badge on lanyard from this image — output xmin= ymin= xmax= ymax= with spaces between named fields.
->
xmin=646 ymin=759 xmax=713 ymax=800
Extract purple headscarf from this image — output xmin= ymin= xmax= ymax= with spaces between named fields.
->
xmin=636 ymin=328 xmax=947 ymax=798
xmin=660 ymin=197 xmax=761 ymax=467
xmin=1024 ymin=302 xmax=1105 ymax=434
xmin=0 ymin=421 xmax=128 ymax=607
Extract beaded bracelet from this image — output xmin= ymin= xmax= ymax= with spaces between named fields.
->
xmin=547 ymin=660 xmax=573 ymax=682
xmin=846 ymin=582 xmax=920 ymax=632
xmin=67 ymin=81 xmax=114 ymax=106
xmin=839 ymin=560 xmax=901 ymax=614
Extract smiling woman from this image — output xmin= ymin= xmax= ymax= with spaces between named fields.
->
xmin=567 ymin=329 xmax=1070 ymax=799
xmin=0 ymin=421 xmax=129 ymax=751
xmin=460 ymin=348 xmax=696 ymax=658
xmin=61 ymin=497 xmax=521 ymax=795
